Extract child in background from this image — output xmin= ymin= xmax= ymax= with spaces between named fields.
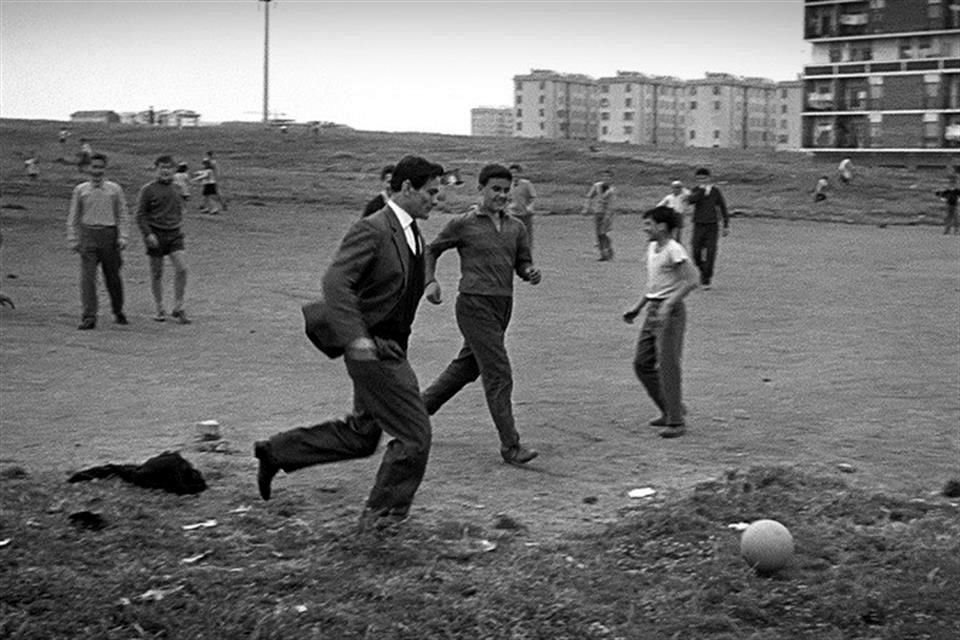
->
xmin=173 ymin=163 xmax=191 ymax=204
xmin=814 ymin=176 xmax=829 ymax=202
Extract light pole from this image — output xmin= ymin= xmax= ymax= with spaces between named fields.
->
xmin=260 ymin=0 xmax=272 ymax=124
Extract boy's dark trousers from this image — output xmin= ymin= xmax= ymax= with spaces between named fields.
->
xmin=691 ymin=223 xmax=719 ymax=286
xmin=633 ymin=299 xmax=686 ymax=424
xmin=79 ymin=225 xmax=124 ymax=321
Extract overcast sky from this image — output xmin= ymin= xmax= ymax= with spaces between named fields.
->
xmin=0 ymin=0 xmax=809 ymax=135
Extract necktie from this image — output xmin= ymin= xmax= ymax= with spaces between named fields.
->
xmin=410 ymin=220 xmax=422 ymax=255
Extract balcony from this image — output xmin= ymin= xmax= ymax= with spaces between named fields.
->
xmin=804 ymin=58 xmax=958 ymax=77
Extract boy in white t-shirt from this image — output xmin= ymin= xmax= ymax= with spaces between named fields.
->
xmin=623 ymin=206 xmax=700 ymax=438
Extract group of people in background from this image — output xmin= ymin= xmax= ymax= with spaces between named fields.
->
xmin=64 ymin=149 xmax=230 ymax=329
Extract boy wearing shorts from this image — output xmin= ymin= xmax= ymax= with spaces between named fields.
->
xmin=137 ymin=155 xmax=191 ymax=324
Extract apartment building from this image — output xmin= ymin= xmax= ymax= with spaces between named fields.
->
xmin=802 ymin=0 xmax=960 ymax=154
xmin=595 ymin=71 xmax=687 ymax=146
xmin=685 ymin=73 xmax=781 ymax=149
xmin=471 ymin=106 xmax=514 ymax=137
xmin=775 ymin=80 xmax=805 ymax=150
xmin=513 ymin=69 xmax=598 ymax=140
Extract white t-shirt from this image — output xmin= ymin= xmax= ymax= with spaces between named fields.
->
xmin=645 ymin=239 xmax=690 ymax=299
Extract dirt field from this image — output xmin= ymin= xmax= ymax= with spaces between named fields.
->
xmin=2 ymin=186 xmax=958 ymax=540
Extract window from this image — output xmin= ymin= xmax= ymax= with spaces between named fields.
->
xmin=689 ymin=87 xmax=697 ymax=96
xmin=599 ymin=98 xmax=610 ymax=108
xmin=689 ymin=130 xmax=696 ymax=140
xmin=539 ymin=81 xmax=546 ymax=90
xmin=714 ymin=101 xmax=721 ymax=110
xmin=601 ymin=112 xmax=610 ymax=121
xmin=781 ymin=104 xmax=788 ymax=113
xmin=516 ymin=121 xmax=523 ymax=130
xmin=778 ymin=134 xmax=789 ymax=144
xmin=601 ymin=84 xmax=610 ymax=93
xmin=623 ymin=112 xmax=634 ymax=121
xmin=918 ymin=37 xmax=934 ymax=58
xmin=538 ymin=95 xmax=545 ymax=104
xmin=516 ymin=109 xmax=522 ymax=117
xmin=899 ymin=41 xmax=913 ymax=59
xmin=624 ymin=126 xmax=634 ymax=135
xmin=690 ymin=101 xmax=697 ymax=109
xmin=928 ymin=0 xmax=943 ymax=22
xmin=601 ymin=125 xmax=608 ymax=135
xmin=515 ymin=95 xmax=522 ymax=105
xmin=539 ymin=122 xmax=545 ymax=130
xmin=829 ymin=45 xmax=843 ymax=63
xmin=625 ymin=98 xmax=632 ymax=108
xmin=781 ymin=119 xmax=787 ymax=129
xmin=625 ymin=84 xmax=632 ymax=93
xmin=538 ymin=109 xmax=544 ymax=117
xmin=781 ymin=89 xmax=788 ymax=99
xmin=712 ymin=86 xmax=721 ymax=96
xmin=713 ymin=130 xmax=720 ymax=139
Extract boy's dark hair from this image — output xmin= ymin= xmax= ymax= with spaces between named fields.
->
xmin=90 ymin=152 xmax=108 ymax=165
xmin=380 ymin=165 xmax=395 ymax=181
xmin=508 ymin=163 xmax=522 ymax=172
xmin=643 ymin=205 xmax=681 ymax=232
xmin=389 ymin=155 xmax=445 ymax=192
xmin=478 ymin=164 xmax=512 ymax=186
xmin=695 ymin=167 xmax=711 ymax=177
xmin=155 ymin=155 xmax=175 ymax=167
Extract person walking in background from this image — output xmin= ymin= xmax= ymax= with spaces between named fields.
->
xmin=253 ymin=155 xmax=445 ymax=533
xmin=362 ymin=164 xmax=395 ymax=217
xmin=837 ymin=157 xmax=854 ymax=185
xmin=507 ymin=163 xmax=537 ymax=252
xmin=202 ymin=150 xmax=227 ymax=211
xmin=77 ymin=138 xmax=93 ymax=172
xmin=421 ymin=164 xmax=542 ymax=466
xmin=172 ymin=163 xmax=191 ymax=204
xmin=66 ymin=152 xmax=129 ymax=330
xmin=58 ymin=128 xmax=70 ymax=157
xmin=623 ymin=206 xmax=699 ymax=439
xmin=936 ymin=169 xmax=960 ymax=235
xmin=687 ymin=167 xmax=730 ymax=290
xmin=24 ymin=156 xmax=39 ymax=180
xmin=583 ymin=169 xmax=616 ymax=261
xmin=193 ymin=159 xmax=224 ymax=214
xmin=137 ymin=155 xmax=191 ymax=324
xmin=657 ymin=180 xmax=691 ymax=242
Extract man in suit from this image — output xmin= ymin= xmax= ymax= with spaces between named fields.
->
xmin=254 ymin=155 xmax=445 ymax=533
xmin=687 ymin=167 xmax=730 ymax=290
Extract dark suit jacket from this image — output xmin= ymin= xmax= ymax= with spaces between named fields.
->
xmin=304 ymin=206 xmax=420 ymax=358
xmin=688 ymin=186 xmax=729 ymax=227
xmin=362 ymin=193 xmax=387 ymax=218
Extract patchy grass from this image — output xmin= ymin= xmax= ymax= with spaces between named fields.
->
xmin=1 ymin=465 xmax=957 ymax=639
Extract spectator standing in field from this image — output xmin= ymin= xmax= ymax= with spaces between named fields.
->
xmin=203 ymin=150 xmax=227 ymax=211
xmin=837 ymin=157 xmax=854 ymax=185
xmin=507 ymin=163 xmax=537 ymax=251
xmin=936 ymin=170 xmax=960 ymax=235
xmin=137 ymin=155 xmax=191 ymax=324
xmin=172 ymin=163 xmax=191 ymax=204
xmin=253 ymin=155 xmax=445 ymax=533
xmin=687 ymin=167 xmax=730 ymax=290
xmin=78 ymin=139 xmax=93 ymax=172
xmin=362 ymin=164 xmax=395 ymax=217
xmin=66 ymin=152 xmax=129 ymax=330
xmin=623 ymin=206 xmax=699 ymax=438
xmin=24 ymin=156 xmax=39 ymax=180
xmin=59 ymin=128 xmax=70 ymax=148
xmin=193 ymin=159 xmax=224 ymax=214
xmin=583 ymin=169 xmax=616 ymax=261
xmin=814 ymin=176 xmax=830 ymax=202
xmin=657 ymin=180 xmax=691 ymax=242
xmin=421 ymin=164 xmax=541 ymax=466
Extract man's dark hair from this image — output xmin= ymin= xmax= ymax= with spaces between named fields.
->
xmin=643 ymin=205 xmax=681 ymax=232
xmin=508 ymin=163 xmax=522 ymax=172
xmin=478 ymin=164 xmax=512 ymax=186
xmin=380 ymin=165 xmax=395 ymax=181
xmin=155 ymin=154 xmax=175 ymax=167
xmin=695 ymin=167 xmax=711 ymax=177
xmin=390 ymin=156 xmax=444 ymax=192
xmin=90 ymin=152 xmax=108 ymax=165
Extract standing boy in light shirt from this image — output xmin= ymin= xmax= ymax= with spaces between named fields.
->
xmin=137 ymin=155 xmax=191 ymax=324
xmin=657 ymin=180 xmax=691 ymax=242
xmin=623 ymin=206 xmax=699 ymax=438
xmin=507 ymin=163 xmax=537 ymax=251
xmin=583 ymin=169 xmax=616 ymax=261
xmin=67 ymin=152 xmax=130 ymax=330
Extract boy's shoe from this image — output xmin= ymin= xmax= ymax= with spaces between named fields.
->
xmin=172 ymin=309 xmax=192 ymax=325
xmin=153 ymin=311 xmax=166 ymax=322
xmin=502 ymin=445 xmax=539 ymax=465
xmin=114 ymin=313 xmax=129 ymax=325
xmin=77 ymin=318 xmax=96 ymax=330
xmin=658 ymin=423 xmax=686 ymax=438
xmin=254 ymin=441 xmax=279 ymax=501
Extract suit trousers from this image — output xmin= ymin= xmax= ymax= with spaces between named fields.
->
xmin=690 ymin=223 xmax=719 ymax=285
xmin=267 ymin=354 xmax=431 ymax=518
xmin=79 ymin=226 xmax=124 ymax=320
xmin=633 ymin=299 xmax=686 ymax=424
xmin=422 ymin=293 xmax=520 ymax=451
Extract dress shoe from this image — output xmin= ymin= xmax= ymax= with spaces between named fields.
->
xmin=649 ymin=415 xmax=668 ymax=427
xmin=254 ymin=440 xmax=279 ymax=500
xmin=172 ymin=309 xmax=192 ymax=325
xmin=77 ymin=318 xmax=96 ymax=330
xmin=114 ymin=313 xmax=129 ymax=325
xmin=357 ymin=508 xmax=407 ymax=534
xmin=502 ymin=444 xmax=539 ymax=465
xmin=658 ymin=423 xmax=686 ymax=438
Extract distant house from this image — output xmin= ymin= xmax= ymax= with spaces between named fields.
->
xmin=70 ymin=110 xmax=120 ymax=124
